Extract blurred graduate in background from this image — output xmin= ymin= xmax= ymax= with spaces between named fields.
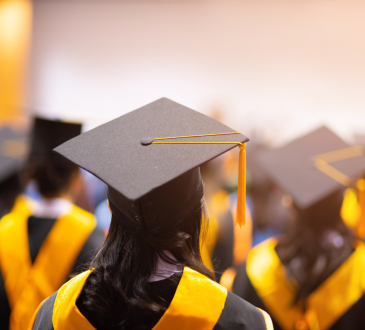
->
xmin=222 ymin=126 xmax=365 ymax=330
xmin=0 ymin=117 xmax=105 ymax=330
xmin=245 ymin=144 xmax=295 ymax=247
xmin=200 ymin=158 xmax=253 ymax=281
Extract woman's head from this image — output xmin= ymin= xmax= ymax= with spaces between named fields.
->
xmin=25 ymin=117 xmax=82 ymax=198
xmin=24 ymin=154 xmax=80 ymax=198
xmin=80 ymin=184 xmax=213 ymax=329
xmin=277 ymin=188 xmax=355 ymax=303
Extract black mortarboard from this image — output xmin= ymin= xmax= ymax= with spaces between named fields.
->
xmin=256 ymin=126 xmax=365 ymax=211
xmin=30 ymin=117 xmax=82 ymax=157
xmin=54 ymin=98 xmax=249 ymax=236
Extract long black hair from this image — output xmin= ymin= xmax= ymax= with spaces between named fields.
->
xmin=276 ymin=189 xmax=355 ymax=304
xmin=77 ymin=192 xmax=213 ymax=329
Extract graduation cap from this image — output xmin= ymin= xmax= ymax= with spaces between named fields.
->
xmin=256 ymin=126 xmax=365 ymax=231
xmin=54 ymin=98 xmax=249 ymax=236
xmin=29 ymin=117 xmax=82 ymax=158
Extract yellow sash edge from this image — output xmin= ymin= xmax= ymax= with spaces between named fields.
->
xmin=53 ymin=270 xmax=96 ymax=330
xmin=257 ymin=308 xmax=274 ymax=330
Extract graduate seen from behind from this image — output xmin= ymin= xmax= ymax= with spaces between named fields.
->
xmin=30 ymin=98 xmax=273 ymax=330
xmin=0 ymin=118 xmax=105 ymax=330
xmin=224 ymin=126 xmax=365 ymax=330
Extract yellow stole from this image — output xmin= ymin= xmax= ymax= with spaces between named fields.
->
xmin=0 ymin=201 xmax=96 ymax=330
xmin=51 ymin=267 xmax=228 ymax=330
xmin=246 ymin=238 xmax=365 ymax=330
xmin=203 ymin=191 xmax=252 ymax=270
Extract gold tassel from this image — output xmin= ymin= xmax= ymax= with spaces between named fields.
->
xmin=355 ymin=179 xmax=365 ymax=238
xmin=235 ymin=143 xmax=247 ymax=227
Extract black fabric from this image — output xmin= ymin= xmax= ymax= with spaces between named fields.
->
xmin=0 ymin=174 xmax=22 ymax=219
xmin=0 ymin=268 xmax=11 ymax=330
xmin=214 ymin=291 xmax=267 ymax=330
xmin=108 ymin=179 xmax=203 ymax=237
xmin=212 ymin=209 xmax=234 ymax=282
xmin=28 ymin=216 xmax=57 ymax=264
xmin=54 ymin=98 xmax=248 ymax=202
xmin=330 ymin=293 xmax=365 ymax=330
xmin=32 ymin=291 xmax=57 ymax=330
xmin=233 ymin=263 xmax=281 ymax=330
xmin=77 ymin=272 xmax=182 ymax=330
xmin=71 ymin=227 xmax=106 ymax=274
xmin=30 ymin=117 xmax=81 ymax=157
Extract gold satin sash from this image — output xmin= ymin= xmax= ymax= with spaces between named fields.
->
xmin=203 ymin=191 xmax=252 ymax=271
xmin=246 ymin=238 xmax=365 ymax=330
xmin=0 ymin=202 xmax=96 ymax=330
xmin=52 ymin=267 xmax=228 ymax=330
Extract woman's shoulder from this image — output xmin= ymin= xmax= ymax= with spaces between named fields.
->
xmin=173 ymin=267 xmax=273 ymax=330
xmin=214 ymin=290 xmax=272 ymax=330
xmin=30 ymin=291 xmax=57 ymax=330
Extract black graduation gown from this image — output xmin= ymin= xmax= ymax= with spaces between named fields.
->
xmin=31 ymin=267 xmax=272 ymax=330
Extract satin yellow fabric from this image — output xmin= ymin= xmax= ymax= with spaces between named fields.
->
xmin=341 ymin=188 xmax=361 ymax=230
xmin=205 ymin=190 xmax=252 ymax=268
xmin=219 ymin=266 xmax=237 ymax=292
xmin=247 ymin=238 xmax=365 ymax=330
xmin=153 ymin=267 xmax=227 ymax=330
xmin=0 ymin=202 xmax=96 ymax=330
xmin=53 ymin=270 xmax=96 ymax=330
xmin=8 ymin=194 xmax=35 ymax=219
xmin=52 ymin=267 xmax=227 ymax=330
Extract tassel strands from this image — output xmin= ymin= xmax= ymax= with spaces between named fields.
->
xmin=236 ymin=143 xmax=247 ymax=227
xmin=151 ymin=132 xmax=247 ymax=228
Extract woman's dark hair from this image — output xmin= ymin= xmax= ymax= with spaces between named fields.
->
xmin=24 ymin=154 xmax=78 ymax=197
xmin=77 ymin=192 xmax=213 ymax=329
xmin=276 ymin=189 xmax=355 ymax=304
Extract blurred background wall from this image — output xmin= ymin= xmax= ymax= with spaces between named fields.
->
xmin=10 ymin=0 xmax=365 ymax=143
xmin=0 ymin=0 xmax=32 ymax=127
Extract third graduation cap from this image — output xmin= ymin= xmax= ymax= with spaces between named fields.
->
xmin=54 ymin=98 xmax=249 ymax=236
xmin=256 ymin=126 xmax=365 ymax=210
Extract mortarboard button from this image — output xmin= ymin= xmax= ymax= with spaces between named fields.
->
xmin=141 ymin=137 xmax=153 ymax=146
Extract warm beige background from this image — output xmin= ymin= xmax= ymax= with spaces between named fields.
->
xmin=28 ymin=0 xmax=365 ymax=144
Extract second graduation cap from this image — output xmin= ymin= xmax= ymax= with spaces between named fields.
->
xmin=256 ymin=126 xmax=365 ymax=211
xmin=54 ymin=98 xmax=249 ymax=236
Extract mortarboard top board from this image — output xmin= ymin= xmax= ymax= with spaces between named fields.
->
xmin=30 ymin=117 xmax=82 ymax=157
xmin=0 ymin=126 xmax=28 ymax=183
xmin=54 ymin=98 xmax=249 ymax=236
xmin=256 ymin=126 xmax=365 ymax=210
